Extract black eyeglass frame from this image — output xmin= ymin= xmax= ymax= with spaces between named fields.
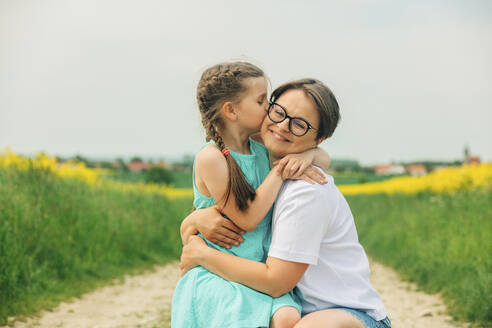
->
xmin=267 ymin=102 xmax=317 ymax=137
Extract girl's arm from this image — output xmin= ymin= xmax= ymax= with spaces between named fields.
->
xmin=194 ymin=144 xmax=328 ymax=234
xmin=195 ymin=145 xmax=284 ymax=232
xmin=312 ymin=147 xmax=331 ymax=169
xmin=180 ymin=235 xmax=308 ymax=297
xmin=252 ymin=130 xmax=330 ymax=175
xmin=274 ymin=147 xmax=331 ymax=179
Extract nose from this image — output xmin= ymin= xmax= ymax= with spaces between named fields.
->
xmin=277 ymin=119 xmax=290 ymax=133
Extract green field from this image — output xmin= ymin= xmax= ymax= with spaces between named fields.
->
xmin=1 ymin=163 xmax=491 ymax=327
xmin=102 ymin=170 xmax=193 ymax=188
xmin=104 ymin=170 xmax=392 ymax=189
xmin=0 ymin=166 xmax=191 ymax=325
xmin=332 ymin=172 xmax=393 ymax=185
xmin=347 ymin=189 xmax=492 ymax=327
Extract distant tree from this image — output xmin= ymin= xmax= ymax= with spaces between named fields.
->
xmin=130 ymin=156 xmax=143 ymax=163
xmin=54 ymin=155 xmax=65 ymax=163
xmin=98 ymin=161 xmax=113 ymax=169
xmin=173 ymin=154 xmax=194 ymax=172
xmin=115 ymin=158 xmax=129 ymax=171
xmin=330 ymin=159 xmax=361 ymax=173
xmin=145 ymin=166 xmax=173 ymax=184
xmin=72 ymin=154 xmax=93 ymax=167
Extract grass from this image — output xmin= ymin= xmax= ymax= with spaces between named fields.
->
xmin=101 ymin=170 xmax=193 ymax=188
xmin=332 ymin=172 xmax=395 ymax=185
xmin=2 ymin=160 xmax=491 ymax=327
xmin=347 ymin=189 xmax=492 ymax=327
xmin=0 ymin=165 xmax=192 ymax=325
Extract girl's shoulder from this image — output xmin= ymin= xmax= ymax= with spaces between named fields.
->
xmin=195 ymin=144 xmax=228 ymax=175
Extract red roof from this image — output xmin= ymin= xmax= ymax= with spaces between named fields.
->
xmin=468 ymin=156 xmax=481 ymax=164
xmin=128 ymin=161 xmax=152 ymax=172
xmin=406 ymin=164 xmax=427 ymax=176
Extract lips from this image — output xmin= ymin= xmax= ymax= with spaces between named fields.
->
xmin=269 ymin=128 xmax=291 ymax=143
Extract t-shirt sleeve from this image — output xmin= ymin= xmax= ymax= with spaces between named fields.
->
xmin=268 ymin=181 xmax=334 ymax=265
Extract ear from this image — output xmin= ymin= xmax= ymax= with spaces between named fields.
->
xmin=220 ymin=101 xmax=238 ymax=121
xmin=315 ymin=137 xmax=326 ymax=146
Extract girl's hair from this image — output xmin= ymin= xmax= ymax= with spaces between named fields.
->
xmin=270 ymin=78 xmax=340 ymax=140
xmin=196 ymin=61 xmax=265 ymax=211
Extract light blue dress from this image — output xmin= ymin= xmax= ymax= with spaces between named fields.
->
xmin=171 ymin=138 xmax=301 ymax=328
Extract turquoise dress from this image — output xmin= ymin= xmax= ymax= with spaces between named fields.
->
xmin=171 ymin=138 xmax=301 ymax=328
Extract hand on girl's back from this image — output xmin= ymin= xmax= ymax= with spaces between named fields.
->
xmin=196 ymin=206 xmax=245 ymax=249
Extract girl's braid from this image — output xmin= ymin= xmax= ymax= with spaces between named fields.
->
xmin=195 ymin=61 xmax=264 ymax=211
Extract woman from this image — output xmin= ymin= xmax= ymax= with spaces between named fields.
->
xmin=180 ymin=78 xmax=391 ymax=328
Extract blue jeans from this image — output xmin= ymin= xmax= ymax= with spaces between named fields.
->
xmin=337 ymin=307 xmax=391 ymax=328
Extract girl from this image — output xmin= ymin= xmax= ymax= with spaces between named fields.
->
xmin=171 ymin=62 xmax=331 ymax=328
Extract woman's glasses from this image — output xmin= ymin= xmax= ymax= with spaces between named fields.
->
xmin=267 ymin=102 xmax=317 ymax=137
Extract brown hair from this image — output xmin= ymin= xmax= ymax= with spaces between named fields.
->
xmin=270 ymin=78 xmax=340 ymax=140
xmin=196 ymin=61 xmax=265 ymax=211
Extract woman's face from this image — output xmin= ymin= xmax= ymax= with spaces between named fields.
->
xmin=261 ymin=89 xmax=322 ymax=158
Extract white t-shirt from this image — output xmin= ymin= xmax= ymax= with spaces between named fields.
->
xmin=268 ymin=172 xmax=388 ymax=321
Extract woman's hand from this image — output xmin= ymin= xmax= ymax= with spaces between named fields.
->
xmin=180 ymin=235 xmax=208 ymax=276
xmin=195 ymin=206 xmax=245 ymax=249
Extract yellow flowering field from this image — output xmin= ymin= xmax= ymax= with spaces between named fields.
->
xmin=3 ymin=147 xmax=491 ymax=197
xmin=0 ymin=148 xmax=193 ymax=199
xmin=338 ymin=163 xmax=492 ymax=195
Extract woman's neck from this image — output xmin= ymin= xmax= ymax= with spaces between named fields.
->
xmin=268 ymin=153 xmax=282 ymax=167
xmin=219 ymin=127 xmax=253 ymax=154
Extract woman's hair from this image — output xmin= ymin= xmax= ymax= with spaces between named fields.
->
xmin=196 ymin=61 xmax=265 ymax=211
xmin=270 ymin=78 xmax=340 ymax=140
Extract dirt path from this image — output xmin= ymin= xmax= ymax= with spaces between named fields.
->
xmin=4 ymin=260 xmax=466 ymax=328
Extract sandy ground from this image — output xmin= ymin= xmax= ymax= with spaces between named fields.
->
xmin=3 ymin=260 xmax=467 ymax=328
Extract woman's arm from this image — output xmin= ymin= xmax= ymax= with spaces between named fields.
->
xmin=180 ymin=207 xmax=244 ymax=248
xmin=180 ymin=214 xmax=198 ymax=245
xmin=180 ymin=235 xmax=308 ymax=297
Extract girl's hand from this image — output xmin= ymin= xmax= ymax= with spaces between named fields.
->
xmin=180 ymin=235 xmax=207 ymax=276
xmin=274 ymin=152 xmax=314 ymax=180
xmin=291 ymin=165 xmax=327 ymax=185
xmin=195 ymin=206 xmax=245 ymax=249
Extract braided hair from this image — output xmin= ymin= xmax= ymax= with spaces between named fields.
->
xmin=196 ymin=62 xmax=264 ymax=211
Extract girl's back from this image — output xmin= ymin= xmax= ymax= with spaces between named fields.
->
xmin=192 ymin=138 xmax=272 ymax=262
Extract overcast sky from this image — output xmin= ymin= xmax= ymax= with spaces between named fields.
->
xmin=1 ymin=0 xmax=491 ymax=165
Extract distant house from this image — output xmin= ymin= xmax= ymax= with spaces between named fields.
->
xmin=464 ymin=145 xmax=481 ymax=165
xmin=467 ymin=156 xmax=481 ymax=165
xmin=406 ymin=164 xmax=427 ymax=176
xmin=128 ymin=161 xmax=152 ymax=172
xmin=373 ymin=164 xmax=406 ymax=175
xmin=127 ymin=160 xmax=170 ymax=172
